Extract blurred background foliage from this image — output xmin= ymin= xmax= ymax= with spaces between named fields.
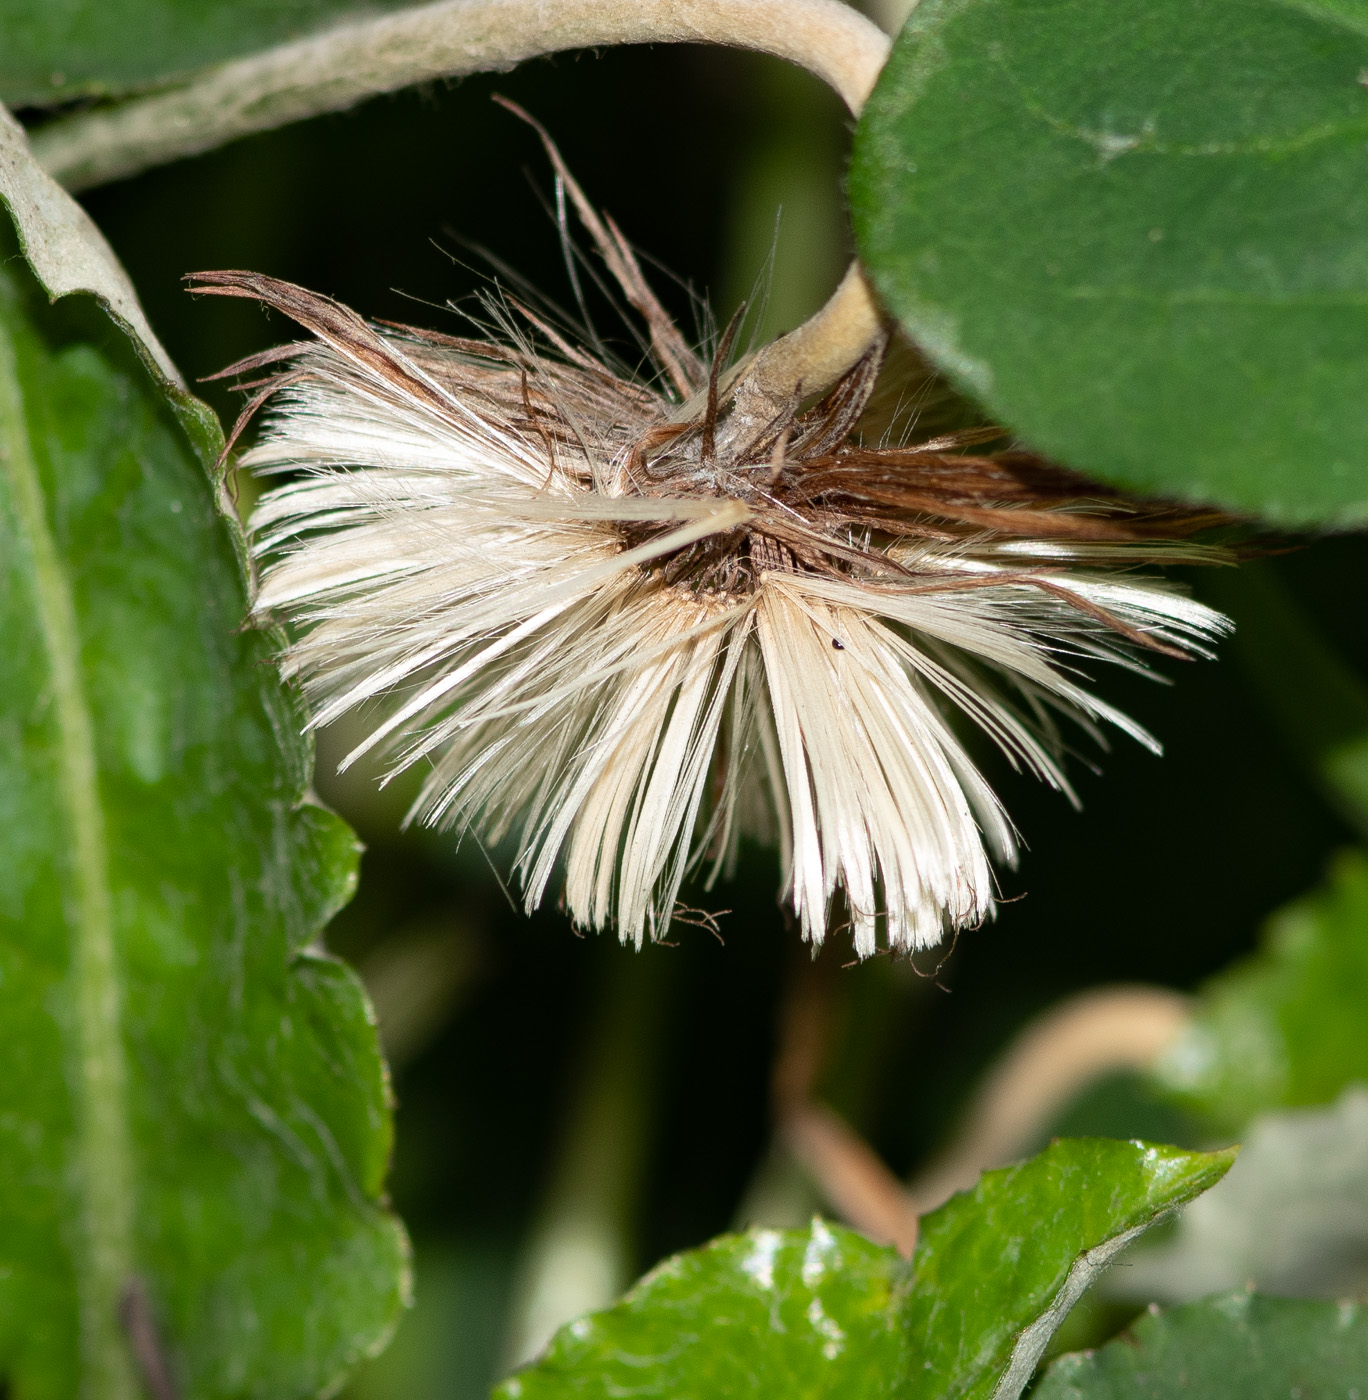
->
xmin=26 ymin=18 xmax=1368 ymax=1395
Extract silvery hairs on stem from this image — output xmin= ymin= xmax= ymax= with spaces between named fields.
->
xmin=190 ymin=116 xmax=1230 ymax=959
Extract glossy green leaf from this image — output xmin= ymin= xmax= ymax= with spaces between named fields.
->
xmin=1155 ymin=850 xmax=1368 ymax=1131
xmin=1036 ymin=1291 xmax=1368 ymax=1399
xmin=901 ymin=1139 xmax=1234 ymax=1400
xmin=496 ymin=1140 xmax=1232 ymax=1400
xmin=850 ymin=0 xmax=1368 ymax=526
xmin=0 ymin=0 xmax=415 ymax=108
xmin=0 ymin=232 xmax=407 ymax=1397
xmin=498 ymin=1222 xmax=913 ymax=1400
xmin=1114 ymin=1088 xmax=1368 ymax=1303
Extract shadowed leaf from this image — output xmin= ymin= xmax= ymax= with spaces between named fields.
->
xmin=851 ymin=0 xmax=1368 ymax=525
xmin=0 ymin=0 xmax=416 ymax=107
xmin=1036 ymin=1291 xmax=1368 ymax=1399
xmin=0 ymin=219 xmax=407 ymax=1397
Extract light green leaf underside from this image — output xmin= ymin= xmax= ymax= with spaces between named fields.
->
xmin=1155 ymin=850 xmax=1368 ymax=1133
xmin=1114 ymin=1087 xmax=1368 ymax=1303
xmin=0 ymin=232 xmax=407 ymax=1399
xmin=0 ymin=0 xmax=416 ymax=107
xmin=497 ymin=1140 xmax=1232 ymax=1400
xmin=850 ymin=0 xmax=1368 ymax=526
xmin=0 ymin=102 xmax=220 ymax=470
xmin=1036 ymin=1291 xmax=1368 ymax=1398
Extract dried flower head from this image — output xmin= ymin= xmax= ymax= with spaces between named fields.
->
xmin=190 ymin=135 xmax=1229 ymax=959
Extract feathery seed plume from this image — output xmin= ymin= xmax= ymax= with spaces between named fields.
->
xmin=190 ymin=136 xmax=1230 ymax=958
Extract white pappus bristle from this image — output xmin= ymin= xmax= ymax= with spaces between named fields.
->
xmin=191 ymin=182 xmax=1230 ymax=958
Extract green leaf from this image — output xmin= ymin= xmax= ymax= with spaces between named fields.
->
xmin=0 ymin=103 xmax=219 ymax=466
xmin=1035 ymin=1291 xmax=1368 ymax=1399
xmin=496 ymin=1141 xmax=1232 ymax=1400
xmin=0 ymin=227 xmax=407 ymax=1396
xmin=0 ymin=0 xmax=414 ymax=108
xmin=498 ymin=1222 xmax=914 ymax=1400
xmin=1113 ymin=1088 xmax=1368 ymax=1302
xmin=901 ymin=1139 xmax=1234 ymax=1400
xmin=1155 ymin=850 xmax=1368 ymax=1131
xmin=850 ymin=0 xmax=1368 ymax=526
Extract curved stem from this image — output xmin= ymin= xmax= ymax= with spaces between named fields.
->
xmin=906 ymin=987 xmax=1192 ymax=1215
xmin=32 ymin=0 xmax=889 ymax=191
xmin=728 ymin=262 xmax=884 ymax=423
xmin=31 ymin=0 xmax=891 ymax=410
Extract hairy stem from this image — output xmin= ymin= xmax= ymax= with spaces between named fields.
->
xmin=715 ymin=263 xmax=885 ymax=426
xmin=0 ymin=307 xmax=137 ymax=1400
xmin=0 ymin=106 xmax=184 ymax=390
xmin=30 ymin=0 xmax=890 ymax=406
xmin=32 ymin=0 xmax=889 ymax=192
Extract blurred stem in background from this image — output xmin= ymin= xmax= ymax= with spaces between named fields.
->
xmin=735 ymin=945 xmax=923 ymax=1251
xmin=361 ymin=912 xmax=482 ymax=1072
xmin=500 ymin=946 xmax=668 ymax=1369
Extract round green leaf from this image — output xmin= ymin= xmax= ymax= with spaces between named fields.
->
xmin=850 ymin=0 xmax=1368 ymax=526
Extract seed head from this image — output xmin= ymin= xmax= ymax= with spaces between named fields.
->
xmin=189 ymin=154 xmax=1229 ymax=958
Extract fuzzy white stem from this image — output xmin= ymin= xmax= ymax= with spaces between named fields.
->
xmin=32 ymin=0 xmax=889 ymax=192
xmin=31 ymin=0 xmax=891 ymax=411
xmin=729 ymin=263 xmax=884 ymax=420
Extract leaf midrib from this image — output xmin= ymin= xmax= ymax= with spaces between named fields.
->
xmin=0 ymin=313 xmax=137 ymax=1400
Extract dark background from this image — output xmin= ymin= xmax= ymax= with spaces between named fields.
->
xmin=61 ymin=39 xmax=1368 ymax=1397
